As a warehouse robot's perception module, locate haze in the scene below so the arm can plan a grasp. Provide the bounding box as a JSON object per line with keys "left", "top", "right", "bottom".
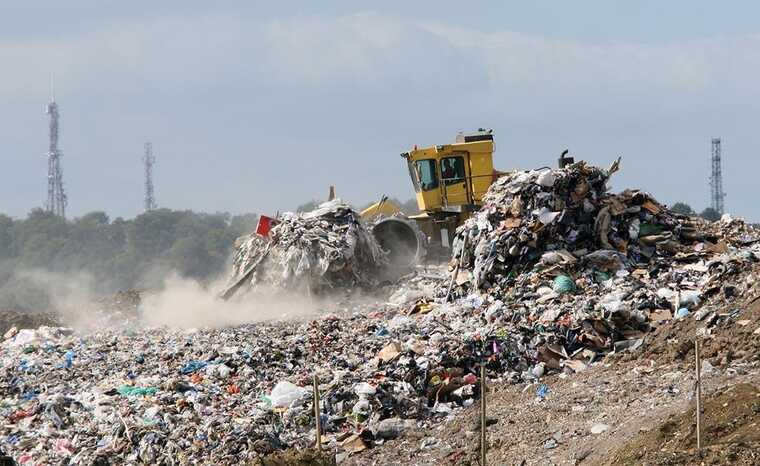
{"left": 2, "top": 1, "right": 760, "bottom": 220}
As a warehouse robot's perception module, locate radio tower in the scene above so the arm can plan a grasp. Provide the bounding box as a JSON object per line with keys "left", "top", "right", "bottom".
{"left": 143, "top": 142, "right": 157, "bottom": 211}
{"left": 45, "top": 83, "right": 67, "bottom": 218}
{"left": 709, "top": 137, "right": 725, "bottom": 215}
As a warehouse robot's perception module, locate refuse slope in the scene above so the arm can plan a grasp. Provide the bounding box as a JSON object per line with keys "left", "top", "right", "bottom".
{"left": 346, "top": 269, "right": 760, "bottom": 465}
{"left": 225, "top": 200, "right": 387, "bottom": 298}
{"left": 439, "top": 161, "right": 760, "bottom": 382}
{"left": 2, "top": 163, "right": 760, "bottom": 464}
{"left": 448, "top": 160, "right": 694, "bottom": 294}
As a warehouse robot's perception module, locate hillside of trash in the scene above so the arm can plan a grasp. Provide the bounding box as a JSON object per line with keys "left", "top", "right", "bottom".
{"left": 1, "top": 162, "right": 760, "bottom": 464}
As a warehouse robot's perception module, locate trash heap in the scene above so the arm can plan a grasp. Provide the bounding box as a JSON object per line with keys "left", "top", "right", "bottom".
{"left": 0, "top": 271, "right": 488, "bottom": 464}
{"left": 442, "top": 161, "right": 760, "bottom": 374}
{"left": 228, "top": 200, "right": 387, "bottom": 295}
{"left": 450, "top": 161, "right": 692, "bottom": 291}
{"left": 2, "top": 164, "right": 760, "bottom": 463}
{"left": 0, "top": 236, "right": 759, "bottom": 463}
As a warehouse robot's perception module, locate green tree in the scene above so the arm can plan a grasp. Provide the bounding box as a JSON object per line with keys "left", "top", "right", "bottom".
{"left": 670, "top": 202, "right": 694, "bottom": 216}
{"left": 166, "top": 236, "right": 212, "bottom": 279}
{"left": 700, "top": 207, "right": 721, "bottom": 221}
{"left": 0, "top": 214, "right": 14, "bottom": 259}
{"left": 11, "top": 209, "right": 69, "bottom": 268}
{"left": 127, "top": 209, "right": 185, "bottom": 257}
{"left": 0, "top": 207, "right": 263, "bottom": 307}
{"left": 80, "top": 211, "right": 109, "bottom": 225}
{"left": 230, "top": 213, "right": 259, "bottom": 237}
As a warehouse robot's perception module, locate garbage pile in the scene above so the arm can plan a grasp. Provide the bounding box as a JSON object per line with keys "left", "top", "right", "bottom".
{"left": 441, "top": 161, "right": 760, "bottom": 375}
{"left": 0, "top": 237, "right": 758, "bottom": 463}
{"left": 0, "top": 270, "right": 485, "bottom": 464}
{"left": 225, "top": 200, "right": 387, "bottom": 297}
{"left": 2, "top": 163, "right": 760, "bottom": 463}
{"left": 448, "top": 160, "right": 693, "bottom": 291}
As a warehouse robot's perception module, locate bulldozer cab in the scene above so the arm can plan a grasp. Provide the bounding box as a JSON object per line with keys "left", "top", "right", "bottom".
{"left": 403, "top": 130, "right": 495, "bottom": 213}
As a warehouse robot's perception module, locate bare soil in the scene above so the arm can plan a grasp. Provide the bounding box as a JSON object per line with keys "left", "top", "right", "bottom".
{"left": 596, "top": 383, "right": 760, "bottom": 466}
{"left": 254, "top": 449, "right": 336, "bottom": 466}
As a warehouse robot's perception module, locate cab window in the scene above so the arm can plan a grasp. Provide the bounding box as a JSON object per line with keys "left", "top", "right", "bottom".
{"left": 441, "top": 156, "right": 465, "bottom": 185}
{"left": 414, "top": 159, "right": 439, "bottom": 191}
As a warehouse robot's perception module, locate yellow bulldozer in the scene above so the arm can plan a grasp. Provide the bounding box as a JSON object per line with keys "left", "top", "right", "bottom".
{"left": 362, "top": 129, "right": 505, "bottom": 264}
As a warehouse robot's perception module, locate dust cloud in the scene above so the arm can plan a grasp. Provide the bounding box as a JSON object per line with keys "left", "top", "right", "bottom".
{"left": 0, "top": 266, "right": 330, "bottom": 331}
{"left": 1, "top": 269, "right": 99, "bottom": 328}
{"left": 141, "top": 275, "right": 323, "bottom": 329}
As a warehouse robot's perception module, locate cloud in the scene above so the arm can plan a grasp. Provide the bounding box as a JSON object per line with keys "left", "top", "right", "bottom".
{"left": 4, "top": 13, "right": 759, "bottom": 104}
{"left": 258, "top": 14, "right": 489, "bottom": 94}
{"left": 424, "top": 23, "right": 760, "bottom": 101}
{"left": 3, "top": 11, "right": 760, "bottom": 219}
{"left": 0, "top": 13, "right": 489, "bottom": 98}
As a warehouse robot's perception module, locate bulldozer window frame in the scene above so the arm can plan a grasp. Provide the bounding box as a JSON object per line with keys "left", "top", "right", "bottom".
{"left": 407, "top": 160, "right": 421, "bottom": 192}
{"left": 441, "top": 156, "right": 466, "bottom": 185}
{"left": 414, "top": 159, "right": 439, "bottom": 191}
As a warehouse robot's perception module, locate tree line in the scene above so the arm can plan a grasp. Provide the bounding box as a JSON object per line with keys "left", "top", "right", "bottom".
{"left": 669, "top": 202, "right": 721, "bottom": 221}
{"left": 0, "top": 209, "right": 258, "bottom": 311}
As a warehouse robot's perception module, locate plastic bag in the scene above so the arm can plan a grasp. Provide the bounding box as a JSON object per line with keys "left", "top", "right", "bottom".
{"left": 267, "top": 381, "right": 309, "bottom": 408}
{"left": 552, "top": 275, "right": 576, "bottom": 293}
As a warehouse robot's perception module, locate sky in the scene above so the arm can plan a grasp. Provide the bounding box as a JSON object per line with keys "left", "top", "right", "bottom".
{"left": 2, "top": 1, "right": 760, "bottom": 220}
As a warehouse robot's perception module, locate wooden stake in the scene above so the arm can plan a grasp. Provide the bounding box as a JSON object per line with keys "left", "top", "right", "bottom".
{"left": 313, "top": 375, "right": 322, "bottom": 451}
{"left": 480, "top": 363, "right": 487, "bottom": 466}
{"left": 695, "top": 338, "right": 702, "bottom": 453}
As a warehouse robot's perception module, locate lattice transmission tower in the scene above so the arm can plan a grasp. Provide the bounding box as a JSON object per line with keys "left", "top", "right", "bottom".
{"left": 709, "top": 138, "right": 725, "bottom": 215}
{"left": 45, "top": 88, "right": 67, "bottom": 218}
{"left": 143, "top": 142, "right": 157, "bottom": 211}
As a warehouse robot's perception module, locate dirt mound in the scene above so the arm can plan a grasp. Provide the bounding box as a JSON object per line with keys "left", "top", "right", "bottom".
{"left": 0, "top": 309, "right": 59, "bottom": 335}
{"left": 596, "top": 383, "right": 760, "bottom": 465}
{"left": 616, "top": 263, "right": 760, "bottom": 369}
